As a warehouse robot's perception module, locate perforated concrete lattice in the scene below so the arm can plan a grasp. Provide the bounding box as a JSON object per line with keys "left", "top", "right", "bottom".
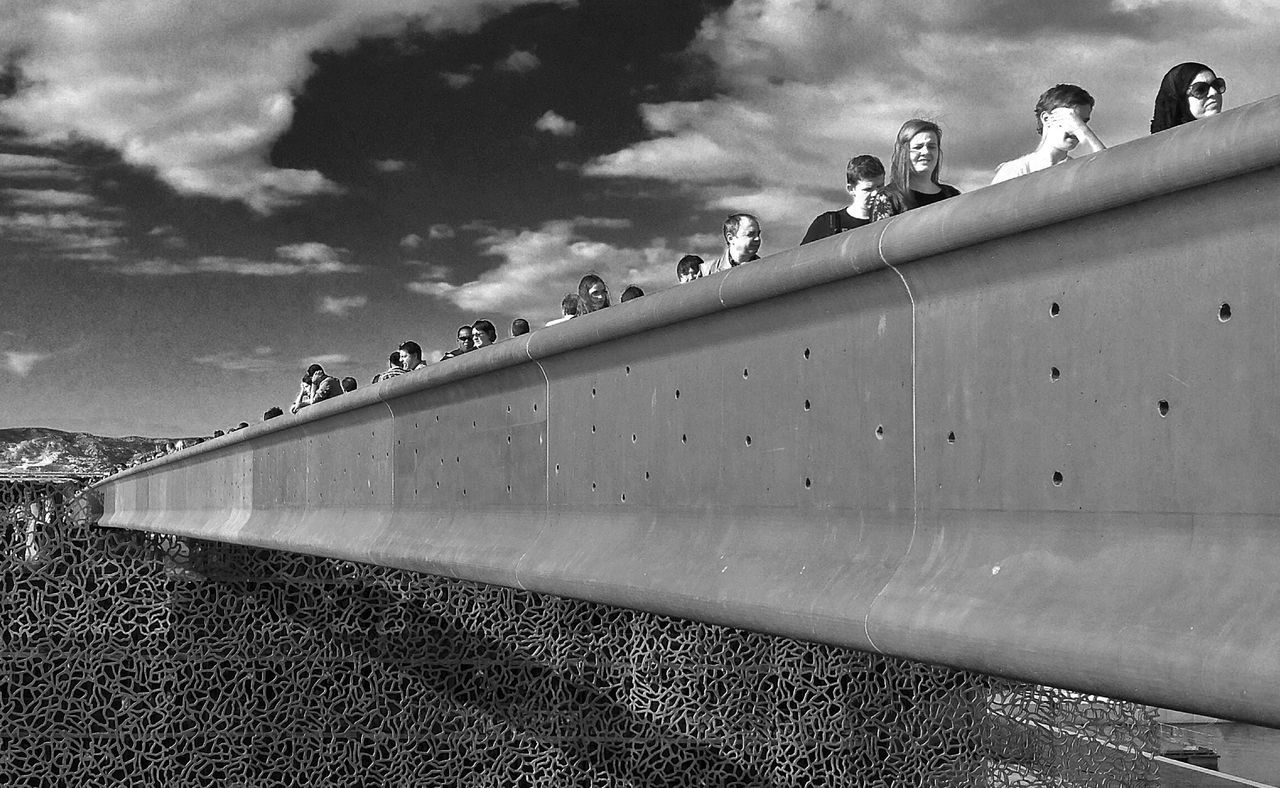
{"left": 1, "top": 481, "right": 1158, "bottom": 786}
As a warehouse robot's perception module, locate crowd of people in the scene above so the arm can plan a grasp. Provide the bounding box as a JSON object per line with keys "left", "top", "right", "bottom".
{"left": 139, "top": 63, "right": 1227, "bottom": 460}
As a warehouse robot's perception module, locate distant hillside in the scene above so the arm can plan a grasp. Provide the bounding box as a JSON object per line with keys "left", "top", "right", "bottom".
{"left": 0, "top": 427, "right": 198, "bottom": 479}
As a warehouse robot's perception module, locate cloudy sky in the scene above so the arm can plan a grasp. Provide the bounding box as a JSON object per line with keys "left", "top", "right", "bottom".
{"left": 1, "top": 0, "right": 1276, "bottom": 437}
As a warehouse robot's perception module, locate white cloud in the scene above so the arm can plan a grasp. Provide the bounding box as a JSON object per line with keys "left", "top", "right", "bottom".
{"left": 373, "top": 158, "right": 408, "bottom": 172}
{"left": 459, "top": 219, "right": 496, "bottom": 233}
{"left": 0, "top": 0, "right": 565, "bottom": 212}
{"left": 0, "top": 210, "right": 125, "bottom": 257}
{"left": 193, "top": 347, "right": 349, "bottom": 374}
{"left": 534, "top": 110, "right": 578, "bottom": 137}
{"left": 582, "top": 0, "right": 1280, "bottom": 245}
{"left": 407, "top": 218, "right": 688, "bottom": 318}
{"left": 2, "top": 188, "right": 95, "bottom": 208}
{"left": 4, "top": 350, "right": 52, "bottom": 377}
{"left": 113, "top": 242, "right": 362, "bottom": 276}
{"left": 306, "top": 353, "right": 351, "bottom": 367}
{"left": 428, "top": 223, "right": 455, "bottom": 240}
{"left": 573, "top": 216, "right": 632, "bottom": 230}
{"left": 193, "top": 347, "right": 278, "bottom": 373}
{"left": 277, "top": 241, "right": 349, "bottom": 266}
{"left": 399, "top": 233, "right": 423, "bottom": 250}
{"left": 0, "top": 152, "right": 76, "bottom": 179}
{"left": 319, "top": 294, "right": 368, "bottom": 316}
{"left": 439, "top": 70, "right": 475, "bottom": 89}
{"left": 497, "top": 49, "right": 540, "bottom": 73}
{"left": 404, "top": 261, "right": 452, "bottom": 279}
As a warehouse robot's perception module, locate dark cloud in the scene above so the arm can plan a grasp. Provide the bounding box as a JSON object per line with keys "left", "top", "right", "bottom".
{"left": 0, "top": 51, "right": 27, "bottom": 98}
{"left": 270, "top": 0, "right": 733, "bottom": 271}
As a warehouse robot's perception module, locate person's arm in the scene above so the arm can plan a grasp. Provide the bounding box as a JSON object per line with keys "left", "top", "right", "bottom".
{"left": 1052, "top": 107, "right": 1106, "bottom": 153}
{"left": 313, "top": 377, "right": 339, "bottom": 403}
{"left": 289, "top": 382, "right": 308, "bottom": 413}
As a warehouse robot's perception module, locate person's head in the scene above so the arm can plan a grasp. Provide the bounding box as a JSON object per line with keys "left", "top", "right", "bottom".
{"left": 1031, "top": 84, "right": 1096, "bottom": 152}
{"left": 676, "top": 254, "right": 703, "bottom": 283}
{"left": 620, "top": 285, "right": 644, "bottom": 302}
{"left": 471, "top": 319, "right": 497, "bottom": 347}
{"left": 454, "top": 325, "right": 473, "bottom": 351}
{"left": 341, "top": 376, "right": 357, "bottom": 392}
{"left": 398, "top": 340, "right": 423, "bottom": 367}
{"left": 578, "top": 274, "right": 610, "bottom": 313}
{"left": 722, "top": 213, "right": 761, "bottom": 263}
{"left": 213, "top": 429, "right": 225, "bottom": 437}
{"left": 511, "top": 318, "right": 530, "bottom": 337}
{"left": 560, "top": 293, "right": 579, "bottom": 317}
{"left": 889, "top": 119, "right": 944, "bottom": 195}
{"left": 387, "top": 351, "right": 402, "bottom": 369}
{"left": 845, "top": 155, "right": 886, "bottom": 216}
{"left": 305, "top": 363, "right": 325, "bottom": 385}
{"left": 262, "top": 407, "right": 282, "bottom": 421}
{"left": 1152, "top": 62, "right": 1224, "bottom": 133}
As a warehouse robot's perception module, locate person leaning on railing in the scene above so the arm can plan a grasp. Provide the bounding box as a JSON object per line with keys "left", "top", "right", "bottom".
{"left": 675, "top": 255, "right": 703, "bottom": 283}
{"left": 800, "top": 154, "right": 885, "bottom": 245}
{"left": 992, "top": 84, "right": 1106, "bottom": 185}
{"left": 576, "top": 274, "right": 610, "bottom": 315}
{"left": 372, "top": 352, "right": 403, "bottom": 384}
{"left": 700, "top": 214, "right": 761, "bottom": 276}
{"left": 290, "top": 363, "right": 341, "bottom": 413}
{"left": 470, "top": 320, "right": 497, "bottom": 348}
{"left": 871, "top": 119, "right": 960, "bottom": 220}
{"left": 1151, "top": 62, "right": 1225, "bottom": 134}
{"left": 441, "top": 325, "right": 474, "bottom": 359}
{"left": 546, "top": 293, "right": 578, "bottom": 326}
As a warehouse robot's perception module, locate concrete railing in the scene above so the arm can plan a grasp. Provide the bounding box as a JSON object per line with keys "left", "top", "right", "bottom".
{"left": 99, "top": 94, "right": 1280, "bottom": 728}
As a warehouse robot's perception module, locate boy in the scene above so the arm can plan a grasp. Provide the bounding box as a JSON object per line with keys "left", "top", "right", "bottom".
{"left": 800, "top": 155, "right": 885, "bottom": 245}
{"left": 992, "top": 84, "right": 1105, "bottom": 184}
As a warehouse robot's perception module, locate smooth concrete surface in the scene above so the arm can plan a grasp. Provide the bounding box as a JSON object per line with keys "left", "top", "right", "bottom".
{"left": 97, "top": 96, "right": 1280, "bottom": 727}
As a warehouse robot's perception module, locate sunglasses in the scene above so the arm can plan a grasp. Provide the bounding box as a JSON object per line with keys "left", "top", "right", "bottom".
{"left": 1187, "top": 78, "right": 1226, "bottom": 100}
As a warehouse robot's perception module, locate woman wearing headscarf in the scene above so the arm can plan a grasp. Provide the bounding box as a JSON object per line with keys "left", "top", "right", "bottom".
{"left": 1151, "top": 62, "right": 1226, "bottom": 134}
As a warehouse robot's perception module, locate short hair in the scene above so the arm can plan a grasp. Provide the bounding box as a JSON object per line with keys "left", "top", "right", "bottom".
{"left": 620, "top": 285, "right": 644, "bottom": 302}
{"left": 388, "top": 352, "right": 401, "bottom": 366}
{"left": 213, "top": 429, "right": 225, "bottom": 437}
{"left": 1034, "top": 84, "right": 1095, "bottom": 134}
{"left": 722, "top": 213, "right": 758, "bottom": 243}
{"left": 676, "top": 255, "right": 703, "bottom": 279}
{"left": 457, "top": 324, "right": 473, "bottom": 335}
{"left": 341, "top": 377, "right": 357, "bottom": 392}
{"left": 846, "top": 155, "right": 885, "bottom": 187}
{"left": 262, "top": 407, "right": 282, "bottom": 421}
{"left": 305, "top": 363, "right": 324, "bottom": 377}
{"left": 472, "top": 319, "right": 497, "bottom": 343}
{"left": 511, "top": 318, "right": 530, "bottom": 336}
{"left": 560, "top": 293, "right": 578, "bottom": 316}
{"left": 398, "top": 340, "right": 422, "bottom": 359}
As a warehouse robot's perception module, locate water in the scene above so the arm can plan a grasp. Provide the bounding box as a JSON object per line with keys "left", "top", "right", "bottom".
{"left": 1183, "top": 723, "right": 1280, "bottom": 786}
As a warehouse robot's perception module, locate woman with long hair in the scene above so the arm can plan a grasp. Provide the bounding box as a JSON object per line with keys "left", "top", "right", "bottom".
{"left": 577, "top": 274, "right": 610, "bottom": 315}
{"left": 1151, "top": 62, "right": 1225, "bottom": 134}
{"left": 872, "top": 119, "right": 960, "bottom": 219}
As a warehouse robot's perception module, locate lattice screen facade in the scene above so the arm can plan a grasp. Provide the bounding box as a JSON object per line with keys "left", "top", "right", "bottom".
{"left": 1, "top": 480, "right": 1158, "bottom": 786}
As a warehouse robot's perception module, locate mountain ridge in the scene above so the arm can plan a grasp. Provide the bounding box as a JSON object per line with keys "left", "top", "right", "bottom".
{"left": 0, "top": 427, "right": 198, "bottom": 479}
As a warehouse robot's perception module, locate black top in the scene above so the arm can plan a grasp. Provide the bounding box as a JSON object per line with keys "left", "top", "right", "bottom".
{"left": 800, "top": 210, "right": 873, "bottom": 245}
{"left": 910, "top": 184, "right": 960, "bottom": 208}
